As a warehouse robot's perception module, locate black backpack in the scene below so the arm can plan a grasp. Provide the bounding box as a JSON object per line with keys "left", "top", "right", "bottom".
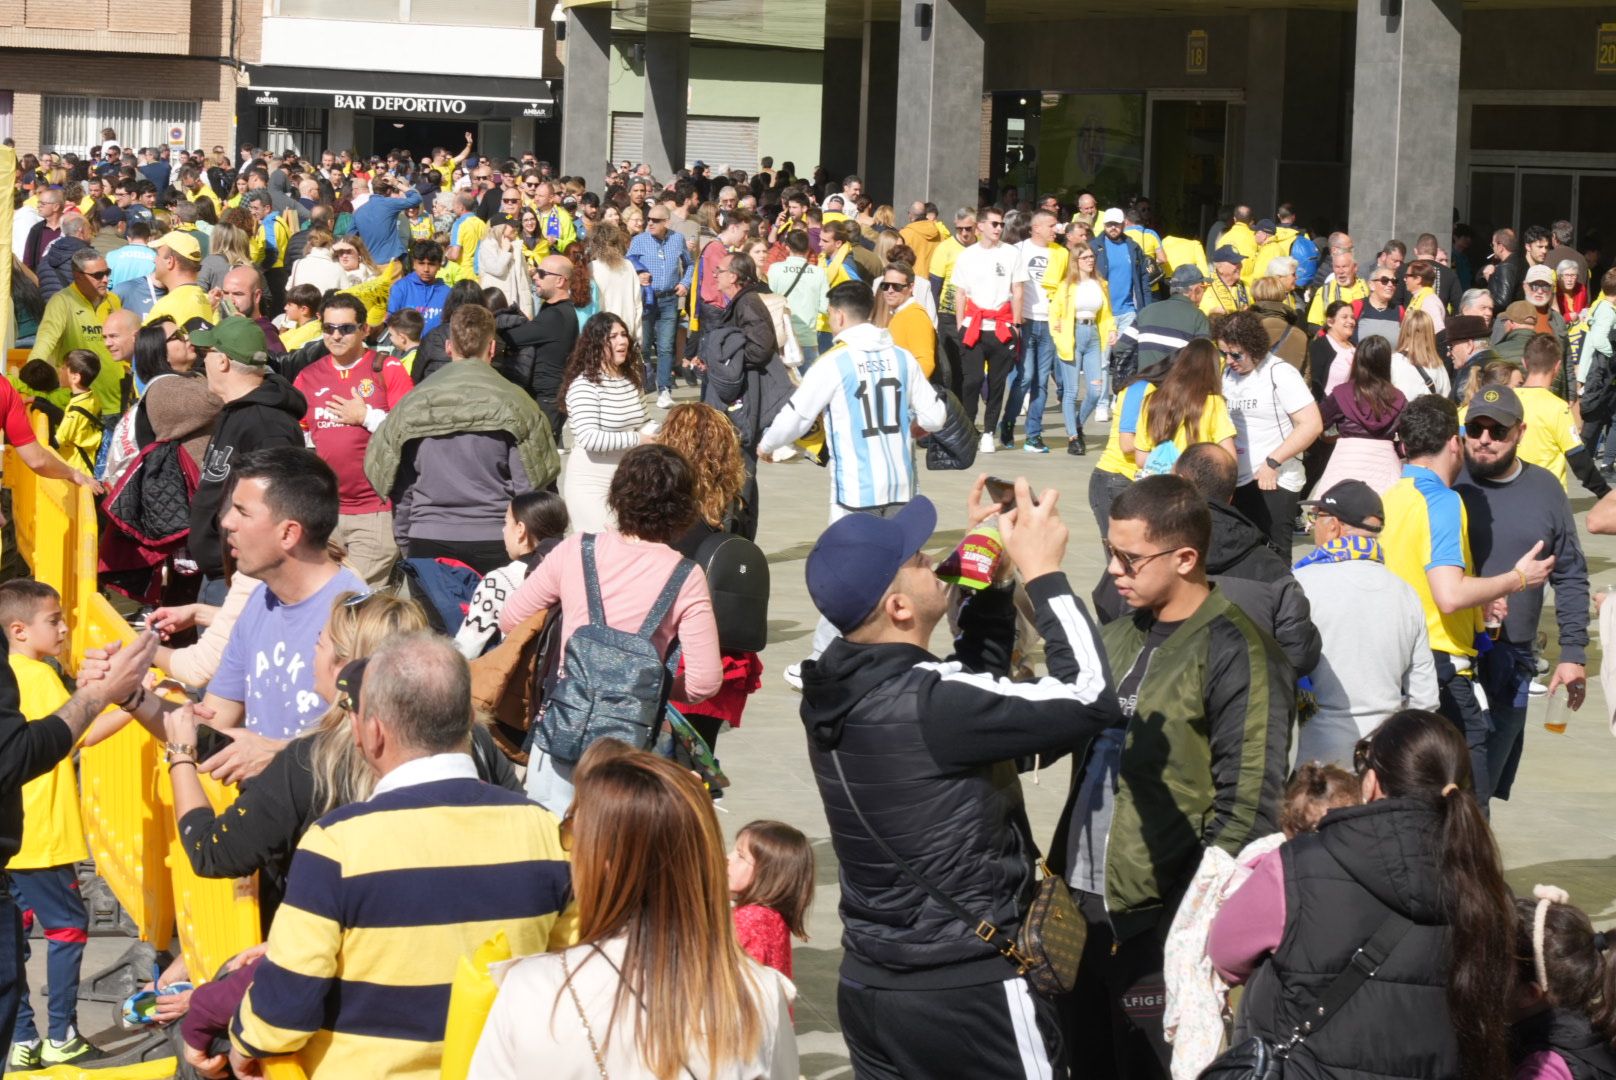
{"left": 692, "top": 531, "right": 770, "bottom": 654}
{"left": 1582, "top": 349, "right": 1616, "bottom": 426}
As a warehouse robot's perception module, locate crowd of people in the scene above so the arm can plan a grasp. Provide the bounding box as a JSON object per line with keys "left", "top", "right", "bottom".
{"left": 0, "top": 128, "right": 1615, "bottom": 1080}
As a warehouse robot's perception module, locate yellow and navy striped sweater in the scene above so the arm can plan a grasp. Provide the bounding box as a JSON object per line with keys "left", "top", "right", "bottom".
{"left": 232, "top": 778, "right": 576, "bottom": 1078}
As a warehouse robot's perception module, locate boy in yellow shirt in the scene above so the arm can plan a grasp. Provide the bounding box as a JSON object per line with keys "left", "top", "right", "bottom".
{"left": 52, "top": 351, "right": 103, "bottom": 475}
{"left": 2, "top": 581, "right": 119, "bottom": 1068}
{"left": 278, "top": 285, "right": 325, "bottom": 351}
{"left": 1515, "top": 333, "right": 1607, "bottom": 492}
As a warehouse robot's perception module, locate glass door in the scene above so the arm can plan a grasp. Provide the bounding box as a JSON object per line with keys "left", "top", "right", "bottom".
{"left": 1148, "top": 98, "right": 1226, "bottom": 240}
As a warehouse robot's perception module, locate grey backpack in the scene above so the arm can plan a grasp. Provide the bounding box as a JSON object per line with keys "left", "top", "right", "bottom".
{"left": 533, "top": 534, "right": 695, "bottom": 764}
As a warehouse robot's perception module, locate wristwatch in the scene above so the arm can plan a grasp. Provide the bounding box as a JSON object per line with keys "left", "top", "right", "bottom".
{"left": 1264, "top": 456, "right": 1282, "bottom": 471}
{"left": 165, "top": 742, "right": 196, "bottom": 764}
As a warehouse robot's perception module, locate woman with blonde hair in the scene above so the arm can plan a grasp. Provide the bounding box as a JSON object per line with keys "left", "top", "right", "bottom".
{"left": 621, "top": 203, "right": 645, "bottom": 236}
{"left": 197, "top": 220, "right": 253, "bottom": 292}
{"left": 1050, "top": 239, "right": 1116, "bottom": 455}
{"left": 658, "top": 404, "right": 764, "bottom": 754}
{"left": 469, "top": 744, "right": 797, "bottom": 1079}
{"left": 162, "top": 592, "right": 519, "bottom": 929}
{"left": 331, "top": 233, "right": 380, "bottom": 288}
{"left": 1390, "top": 308, "right": 1450, "bottom": 399}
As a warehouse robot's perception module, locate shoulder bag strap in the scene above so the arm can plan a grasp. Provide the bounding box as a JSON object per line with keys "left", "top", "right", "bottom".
{"left": 781, "top": 265, "right": 805, "bottom": 300}
{"left": 581, "top": 534, "right": 607, "bottom": 626}
{"left": 637, "top": 557, "right": 695, "bottom": 639}
{"left": 830, "top": 750, "right": 1017, "bottom": 955}
{"left": 1281, "top": 912, "right": 1413, "bottom": 1053}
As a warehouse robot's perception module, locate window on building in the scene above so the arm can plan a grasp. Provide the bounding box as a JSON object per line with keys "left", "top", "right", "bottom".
{"left": 274, "top": 0, "right": 536, "bottom": 24}
{"left": 258, "top": 107, "right": 326, "bottom": 158}
{"left": 41, "top": 97, "right": 201, "bottom": 155}
{"left": 610, "top": 114, "right": 761, "bottom": 175}
{"left": 0, "top": 92, "right": 12, "bottom": 145}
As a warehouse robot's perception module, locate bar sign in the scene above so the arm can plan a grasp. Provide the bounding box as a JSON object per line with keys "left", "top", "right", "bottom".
{"left": 1187, "top": 30, "right": 1209, "bottom": 75}
{"left": 1600, "top": 23, "right": 1616, "bottom": 73}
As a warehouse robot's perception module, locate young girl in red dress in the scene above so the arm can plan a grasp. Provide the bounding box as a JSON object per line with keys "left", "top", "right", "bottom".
{"left": 727, "top": 820, "right": 815, "bottom": 980}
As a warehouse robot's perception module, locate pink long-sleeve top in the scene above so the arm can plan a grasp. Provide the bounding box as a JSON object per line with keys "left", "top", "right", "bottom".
{"left": 498, "top": 530, "right": 723, "bottom": 703}
{"left": 1206, "top": 848, "right": 1287, "bottom": 985}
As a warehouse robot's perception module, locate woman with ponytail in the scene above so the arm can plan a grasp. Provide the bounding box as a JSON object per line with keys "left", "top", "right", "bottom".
{"left": 1511, "top": 885, "right": 1616, "bottom": 1079}
{"left": 1208, "top": 709, "right": 1516, "bottom": 1080}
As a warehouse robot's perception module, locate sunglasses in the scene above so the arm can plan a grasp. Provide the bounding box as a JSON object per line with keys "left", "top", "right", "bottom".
{"left": 166, "top": 329, "right": 188, "bottom": 343}
{"left": 1464, "top": 419, "right": 1515, "bottom": 440}
{"left": 648, "top": 216, "right": 669, "bottom": 224}
{"left": 501, "top": 197, "right": 520, "bottom": 204}
{"left": 981, "top": 220, "right": 1004, "bottom": 229}
{"left": 536, "top": 268, "right": 569, "bottom": 279}
{"left": 1371, "top": 277, "right": 1395, "bottom": 285}
{"left": 321, "top": 322, "right": 361, "bottom": 336}
{"left": 1103, "top": 540, "right": 1178, "bottom": 577}
{"left": 83, "top": 269, "right": 110, "bottom": 280}
{"left": 1219, "top": 348, "right": 1247, "bottom": 362}
{"left": 879, "top": 281, "right": 908, "bottom": 291}
{"left": 1527, "top": 282, "right": 1552, "bottom": 290}
{"left": 333, "top": 247, "right": 356, "bottom": 256}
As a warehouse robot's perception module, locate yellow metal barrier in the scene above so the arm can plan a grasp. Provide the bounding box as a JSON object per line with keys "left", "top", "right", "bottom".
{"left": 160, "top": 768, "right": 262, "bottom": 980}
{"left": 4, "top": 409, "right": 264, "bottom": 985}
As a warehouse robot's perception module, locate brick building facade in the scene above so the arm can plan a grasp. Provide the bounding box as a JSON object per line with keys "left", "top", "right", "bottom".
{"left": 0, "top": 0, "right": 260, "bottom": 153}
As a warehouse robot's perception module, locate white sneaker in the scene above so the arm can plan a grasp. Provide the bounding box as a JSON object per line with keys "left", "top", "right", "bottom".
{"left": 1529, "top": 679, "right": 1548, "bottom": 696}
{"left": 978, "top": 432, "right": 997, "bottom": 454}
{"left": 1095, "top": 400, "right": 1111, "bottom": 424}
{"left": 784, "top": 662, "right": 804, "bottom": 691}
{"left": 656, "top": 390, "right": 674, "bottom": 409}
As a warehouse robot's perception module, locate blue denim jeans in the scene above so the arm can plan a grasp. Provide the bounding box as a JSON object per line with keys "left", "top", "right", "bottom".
{"left": 1003, "top": 321, "right": 1056, "bottom": 439}
{"left": 1477, "top": 638, "right": 1534, "bottom": 802}
{"left": 642, "top": 293, "right": 680, "bottom": 391}
{"left": 1074, "top": 323, "right": 1106, "bottom": 427}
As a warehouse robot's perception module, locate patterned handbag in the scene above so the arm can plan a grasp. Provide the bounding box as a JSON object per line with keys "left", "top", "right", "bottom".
{"left": 832, "top": 752, "right": 1082, "bottom": 995}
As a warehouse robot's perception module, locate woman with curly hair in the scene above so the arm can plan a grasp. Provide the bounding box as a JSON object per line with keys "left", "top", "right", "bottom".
{"left": 560, "top": 312, "right": 652, "bottom": 533}
{"left": 498, "top": 445, "right": 723, "bottom": 814}
{"left": 1220, "top": 308, "right": 1324, "bottom": 552}
{"left": 658, "top": 404, "right": 762, "bottom": 754}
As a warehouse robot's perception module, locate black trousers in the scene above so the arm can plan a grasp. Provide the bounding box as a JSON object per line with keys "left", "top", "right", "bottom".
{"left": 1088, "top": 468, "right": 1135, "bottom": 542}
{"left": 406, "top": 536, "right": 510, "bottom": 576}
{"left": 963, "top": 333, "right": 1016, "bottom": 434}
{"left": 840, "top": 974, "right": 1065, "bottom": 1079}
{"left": 1433, "top": 650, "right": 1492, "bottom": 804}
{"left": 937, "top": 313, "right": 965, "bottom": 399}
{"left": 1232, "top": 482, "right": 1301, "bottom": 558}
{"left": 0, "top": 882, "right": 23, "bottom": 1058}
{"left": 1058, "top": 891, "right": 1171, "bottom": 1080}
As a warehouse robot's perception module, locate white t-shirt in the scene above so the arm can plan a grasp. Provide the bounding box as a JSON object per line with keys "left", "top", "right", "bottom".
{"left": 951, "top": 242, "right": 1022, "bottom": 314}
{"left": 1223, "top": 354, "right": 1316, "bottom": 491}
{"left": 1390, "top": 352, "right": 1452, "bottom": 402}
{"left": 1015, "top": 239, "right": 1055, "bottom": 321}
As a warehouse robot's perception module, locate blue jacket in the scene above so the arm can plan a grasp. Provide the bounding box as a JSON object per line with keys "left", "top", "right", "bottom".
{"left": 1093, "top": 233, "right": 1151, "bottom": 316}
{"left": 353, "top": 188, "right": 422, "bottom": 264}
{"left": 387, "top": 275, "right": 451, "bottom": 334}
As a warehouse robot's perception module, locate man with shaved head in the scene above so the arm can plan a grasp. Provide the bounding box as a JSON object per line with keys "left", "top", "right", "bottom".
{"left": 498, "top": 254, "right": 580, "bottom": 425}
{"left": 217, "top": 266, "right": 287, "bottom": 358}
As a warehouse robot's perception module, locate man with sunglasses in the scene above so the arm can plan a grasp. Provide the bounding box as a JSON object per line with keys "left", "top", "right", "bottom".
{"left": 1052, "top": 473, "right": 1292, "bottom": 1078}
{"left": 950, "top": 208, "right": 1023, "bottom": 454}
{"left": 927, "top": 207, "right": 977, "bottom": 398}
{"left": 1352, "top": 266, "right": 1403, "bottom": 344}
{"left": 1492, "top": 266, "right": 1569, "bottom": 366}
{"left": 27, "top": 251, "right": 124, "bottom": 414}
{"left": 293, "top": 294, "right": 413, "bottom": 588}
{"left": 1452, "top": 385, "right": 1588, "bottom": 806}
{"left": 1380, "top": 393, "right": 1555, "bottom": 803}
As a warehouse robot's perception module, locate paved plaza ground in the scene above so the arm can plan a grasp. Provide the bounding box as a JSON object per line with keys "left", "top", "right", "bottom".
{"left": 40, "top": 401, "right": 1616, "bottom": 1077}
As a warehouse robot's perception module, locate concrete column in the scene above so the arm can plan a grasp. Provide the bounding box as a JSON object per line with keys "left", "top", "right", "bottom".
{"left": 1238, "top": 11, "right": 1285, "bottom": 217}
{"left": 1347, "top": 0, "right": 1461, "bottom": 248}
{"left": 642, "top": 31, "right": 691, "bottom": 180}
{"left": 819, "top": 37, "right": 861, "bottom": 178}
{"left": 893, "top": 0, "right": 986, "bottom": 214}
{"left": 560, "top": 5, "right": 612, "bottom": 181}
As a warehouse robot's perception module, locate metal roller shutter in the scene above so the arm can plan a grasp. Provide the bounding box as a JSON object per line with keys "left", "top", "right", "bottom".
{"left": 609, "top": 113, "right": 758, "bottom": 174}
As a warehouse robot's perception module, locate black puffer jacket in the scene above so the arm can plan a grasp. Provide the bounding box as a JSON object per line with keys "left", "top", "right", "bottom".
{"left": 1514, "top": 1009, "right": 1616, "bottom": 1080}
{"left": 38, "top": 236, "right": 90, "bottom": 301}
{"left": 1093, "top": 501, "right": 1320, "bottom": 674}
{"left": 801, "top": 575, "right": 1120, "bottom": 989}
{"left": 1236, "top": 798, "right": 1460, "bottom": 1079}
{"left": 188, "top": 374, "right": 308, "bottom": 578}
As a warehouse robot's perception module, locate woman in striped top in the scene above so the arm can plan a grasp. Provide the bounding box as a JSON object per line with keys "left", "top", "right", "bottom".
{"left": 561, "top": 312, "right": 651, "bottom": 533}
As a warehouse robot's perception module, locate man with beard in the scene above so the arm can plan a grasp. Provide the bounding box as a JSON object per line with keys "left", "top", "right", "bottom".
{"left": 1379, "top": 394, "right": 1554, "bottom": 804}
{"left": 1453, "top": 385, "right": 1588, "bottom": 806}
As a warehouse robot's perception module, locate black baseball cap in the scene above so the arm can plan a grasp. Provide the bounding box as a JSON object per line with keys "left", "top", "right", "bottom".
{"left": 1466, "top": 385, "right": 1524, "bottom": 428}
{"left": 1302, "top": 480, "right": 1384, "bottom": 533}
